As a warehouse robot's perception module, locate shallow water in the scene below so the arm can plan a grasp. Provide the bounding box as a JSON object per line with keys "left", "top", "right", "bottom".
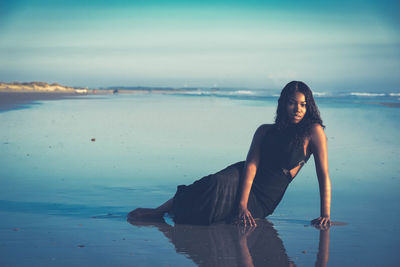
{"left": 0, "top": 93, "right": 399, "bottom": 266}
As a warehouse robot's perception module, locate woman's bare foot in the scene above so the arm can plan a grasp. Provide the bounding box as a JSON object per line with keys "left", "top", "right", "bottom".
{"left": 128, "top": 199, "right": 173, "bottom": 221}
{"left": 127, "top": 208, "right": 165, "bottom": 220}
{"left": 127, "top": 215, "right": 169, "bottom": 228}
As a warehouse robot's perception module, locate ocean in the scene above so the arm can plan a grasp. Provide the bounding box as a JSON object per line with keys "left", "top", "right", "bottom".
{"left": 0, "top": 91, "right": 399, "bottom": 266}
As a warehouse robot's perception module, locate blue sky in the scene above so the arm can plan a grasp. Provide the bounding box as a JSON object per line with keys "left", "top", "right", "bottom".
{"left": 0, "top": 0, "right": 399, "bottom": 91}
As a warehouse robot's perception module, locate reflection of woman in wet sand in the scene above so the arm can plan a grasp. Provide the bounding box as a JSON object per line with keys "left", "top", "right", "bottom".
{"left": 128, "top": 218, "right": 330, "bottom": 267}
{"left": 129, "top": 81, "right": 331, "bottom": 227}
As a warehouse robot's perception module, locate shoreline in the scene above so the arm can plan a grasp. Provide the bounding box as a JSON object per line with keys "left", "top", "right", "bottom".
{"left": 374, "top": 102, "right": 400, "bottom": 108}
{"left": 1, "top": 89, "right": 399, "bottom": 113}
{"left": 0, "top": 92, "right": 92, "bottom": 112}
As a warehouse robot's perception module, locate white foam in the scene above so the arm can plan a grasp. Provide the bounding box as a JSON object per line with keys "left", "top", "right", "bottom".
{"left": 183, "top": 91, "right": 203, "bottom": 95}
{"left": 350, "top": 92, "right": 386, "bottom": 97}
{"left": 235, "top": 90, "right": 255, "bottom": 95}
{"left": 313, "top": 92, "right": 328, "bottom": 97}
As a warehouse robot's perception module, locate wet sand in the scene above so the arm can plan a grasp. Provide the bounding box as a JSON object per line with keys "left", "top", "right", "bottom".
{"left": 375, "top": 102, "right": 400, "bottom": 108}
{"left": 0, "top": 93, "right": 398, "bottom": 266}
{"left": 0, "top": 92, "right": 84, "bottom": 112}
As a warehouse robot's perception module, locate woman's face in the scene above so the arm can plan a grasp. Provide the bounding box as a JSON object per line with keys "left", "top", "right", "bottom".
{"left": 286, "top": 92, "right": 307, "bottom": 124}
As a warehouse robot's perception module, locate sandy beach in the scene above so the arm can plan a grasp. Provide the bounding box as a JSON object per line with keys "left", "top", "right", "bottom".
{"left": 0, "top": 91, "right": 399, "bottom": 266}
{"left": 0, "top": 82, "right": 93, "bottom": 111}
{"left": 0, "top": 92, "right": 85, "bottom": 111}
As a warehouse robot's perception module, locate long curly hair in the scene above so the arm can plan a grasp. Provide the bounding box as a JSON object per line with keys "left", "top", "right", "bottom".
{"left": 274, "top": 81, "right": 325, "bottom": 147}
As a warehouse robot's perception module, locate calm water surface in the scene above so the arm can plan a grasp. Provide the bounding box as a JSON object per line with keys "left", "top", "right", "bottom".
{"left": 0, "top": 94, "right": 399, "bottom": 266}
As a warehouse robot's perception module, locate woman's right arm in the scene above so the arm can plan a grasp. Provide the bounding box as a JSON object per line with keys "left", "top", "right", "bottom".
{"left": 238, "top": 124, "right": 270, "bottom": 226}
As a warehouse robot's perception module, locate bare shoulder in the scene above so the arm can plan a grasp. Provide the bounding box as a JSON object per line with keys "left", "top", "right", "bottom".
{"left": 310, "top": 123, "right": 326, "bottom": 138}
{"left": 309, "top": 123, "right": 327, "bottom": 148}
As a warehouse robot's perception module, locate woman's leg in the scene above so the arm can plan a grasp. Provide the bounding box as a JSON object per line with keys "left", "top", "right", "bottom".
{"left": 128, "top": 198, "right": 173, "bottom": 219}
{"left": 155, "top": 198, "right": 173, "bottom": 213}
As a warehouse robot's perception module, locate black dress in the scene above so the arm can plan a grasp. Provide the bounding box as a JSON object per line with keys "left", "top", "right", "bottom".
{"left": 171, "top": 126, "right": 311, "bottom": 225}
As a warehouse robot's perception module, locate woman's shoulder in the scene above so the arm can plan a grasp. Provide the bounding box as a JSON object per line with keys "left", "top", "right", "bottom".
{"left": 250, "top": 124, "right": 274, "bottom": 147}
{"left": 255, "top": 124, "right": 274, "bottom": 136}
{"left": 309, "top": 123, "right": 325, "bottom": 134}
{"left": 308, "top": 123, "right": 327, "bottom": 144}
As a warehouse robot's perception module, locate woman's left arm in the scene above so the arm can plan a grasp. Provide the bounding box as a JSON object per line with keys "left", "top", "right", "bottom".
{"left": 310, "top": 124, "right": 331, "bottom": 227}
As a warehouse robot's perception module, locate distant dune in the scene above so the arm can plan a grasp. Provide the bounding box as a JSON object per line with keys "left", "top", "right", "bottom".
{"left": 0, "top": 81, "right": 89, "bottom": 94}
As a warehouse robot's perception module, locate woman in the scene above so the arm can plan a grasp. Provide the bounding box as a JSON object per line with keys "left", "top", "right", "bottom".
{"left": 128, "top": 81, "right": 331, "bottom": 227}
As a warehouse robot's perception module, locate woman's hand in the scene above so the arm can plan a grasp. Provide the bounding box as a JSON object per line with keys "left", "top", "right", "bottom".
{"left": 311, "top": 216, "right": 331, "bottom": 229}
{"left": 237, "top": 205, "right": 256, "bottom": 227}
